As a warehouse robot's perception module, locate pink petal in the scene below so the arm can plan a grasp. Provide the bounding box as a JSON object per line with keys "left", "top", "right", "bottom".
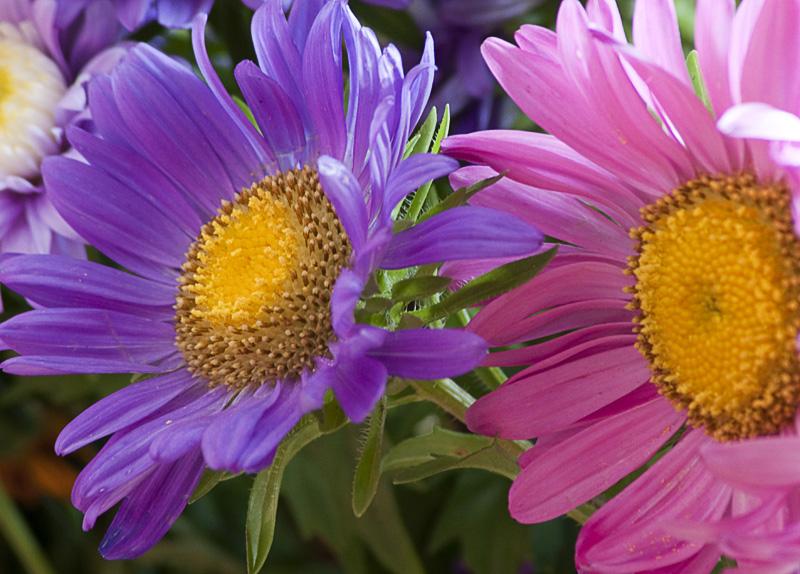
{"left": 469, "top": 260, "right": 632, "bottom": 346}
{"left": 695, "top": 0, "right": 736, "bottom": 115}
{"left": 509, "top": 395, "right": 684, "bottom": 522}
{"left": 632, "top": 0, "right": 691, "bottom": 87}
{"left": 442, "top": 131, "right": 643, "bottom": 226}
{"left": 738, "top": 0, "right": 800, "bottom": 116}
{"left": 718, "top": 103, "right": 800, "bottom": 142}
{"left": 449, "top": 165, "right": 633, "bottom": 258}
{"left": 466, "top": 344, "right": 649, "bottom": 439}
{"left": 610, "top": 42, "right": 733, "bottom": 175}
{"left": 576, "top": 430, "right": 732, "bottom": 572}
{"left": 702, "top": 437, "right": 800, "bottom": 490}
{"left": 480, "top": 33, "right": 675, "bottom": 196}
{"left": 556, "top": 0, "right": 692, "bottom": 188}
{"left": 486, "top": 322, "right": 632, "bottom": 367}
{"left": 586, "top": 0, "right": 625, "bottom": 41}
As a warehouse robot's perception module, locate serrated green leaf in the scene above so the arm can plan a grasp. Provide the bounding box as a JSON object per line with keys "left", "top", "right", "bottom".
{"left": 391, "top": 275, "right": 452, "bottom": 302}
{"left": 414, "top": 248, "right": 557, "bottom": 324}
{"left": 687, "top": 50, "right": 712, "bottom": 113}
{"left": 383, "top": 427, "right": 519, "bottom": 483}
{"left": 245, "top": 416, "right": 325, "bottom": 574}
{"left": 351, "top": 397, "right": 387, "bottom": 517}
{"left": 418, "top": 171, "right": 503, "bottom": 223}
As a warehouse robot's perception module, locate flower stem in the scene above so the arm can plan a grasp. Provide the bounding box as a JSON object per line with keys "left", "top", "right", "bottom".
{"left": 0, "top": 481, "right": 56, "bottom": 574}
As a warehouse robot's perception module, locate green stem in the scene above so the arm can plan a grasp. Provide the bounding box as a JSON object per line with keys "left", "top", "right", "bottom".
{"left": 409, "top": 378, "right": 474, "bottom": 422}
{"left": 409, "top": 377, "right": 594, "bottom": 524}
{"left": 455, "top": 310, "right": 507, "bottom": 390}
{"left": 0, "top": 481, "right": 55, "bottom": 574}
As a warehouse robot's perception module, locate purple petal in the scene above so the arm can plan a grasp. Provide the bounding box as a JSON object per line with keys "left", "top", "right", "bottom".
{"left": 67, "top": 126, "right": 203, "bottom": 238}
{"left": 0, "top": 254, "right": 175, "bottom": 319}
{"left": 330, "top": 354, "right": 387, "bottom": 423}
{"left": 99, "top": 451, "right": 205, "bottom": 559}
{"left": 369, "top": 329, "right": 487, "bottom": 379}
{"left": 0, "top": 308, "right": 175, "bottom": 365}
{"left": 202, "top": 384, "right": 307, "bottom": 473}
{"left": 56, "top": 369, "right": 197, "bottom": 455}
{"left": 302, "top": 1, "right": 346, "bottom": 159}
{"left": 381, "top": 206, "right": 543, "bottom": 269}
{"left": 317, "top": 156, "right": 368, "bottom": 251}
{"left": 383, "top": 154, "right": 458, "bottom": 212}
{"left": 1, "top": 356, "right": 164, "bottom": 376}
{"left": 43, "top": 157, "right": 189, "bottom": 270}
{"left": 235, "top": 60, "right": 306, "bottom": 168}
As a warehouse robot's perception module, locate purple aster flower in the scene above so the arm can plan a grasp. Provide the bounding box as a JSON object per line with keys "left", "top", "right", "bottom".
{"left": 0, "top": 0, "right": 541, "bottom": 559}
{"left": 111, "top": 0, "right": 214, "bottom": 30}
{"left": 411, "top": 0, "right": 541, "bottom": 132}
{"left": 0, "top": 1, "right": 126, "bottom": 259}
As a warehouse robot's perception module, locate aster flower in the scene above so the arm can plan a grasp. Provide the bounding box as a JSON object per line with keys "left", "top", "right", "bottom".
{"left": 0, "top": 0, "right": 541, "bottom": 559}
{"left": 443, "top": 0, "right": 800, "bottom": 571}
{"left": 110, "top": 0, "right": 214, "bottom": 30}
{"left": 410, "top": 0, "right": 541, "bottom": 132}
{"left": 0, "top": 0, "right": 125, "bottom": 259}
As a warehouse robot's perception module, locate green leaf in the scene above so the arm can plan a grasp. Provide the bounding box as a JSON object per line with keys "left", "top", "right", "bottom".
{"left": 414, "top": 248, "right": 558, "bottom": 324}
{"left": 318, "top": 394, "right": 349, "bottom": 433}
{"left": 233, "top": 95, "right": 258, "bottom": 129}
{"left": 383, "top": 427, "right": 520, "bottom": 483}
{"left": 408, "top": 378, "right": 475, "bottom": 420}
{"left": 404, "top": 107, "right": 438, "bottom": 158}
{"left": 352, "top": 397, "right": 387, "bottom": 517}
{"left": 282, "top": 429, "right": 425, "bottom": 574}
{"left": 406, "top": 106, "right": 451, "bottom": 222}
{"left": 687, "top": 50, "right": 712, "bottom": 112}
{"left": 418, "top": 171, "right": 503, "bottom": 223}
{"left": 391, "top": 275, "right": 452, "bottom": 302}
{"left": 245, "top": 416, "right": 325, "bottom": 574}
{"left": 190, "top": 470, "right": 239, "bottom": 504}
{"left": 429, "top": 472, "right": 534, "bottom": 574}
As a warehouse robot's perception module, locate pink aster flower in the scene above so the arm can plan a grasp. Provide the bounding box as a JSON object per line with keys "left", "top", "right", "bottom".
{"left": 443, "top": 0, "right": 800, "bottom": 571}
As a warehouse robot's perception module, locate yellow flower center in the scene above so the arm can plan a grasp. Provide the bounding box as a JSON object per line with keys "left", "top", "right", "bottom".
{"left": 175, "top": 167, "right": 351, "bottom": 389}
{"left": 0, "top": 29, "right": 66, "bottom": 178}
{"left": 629, "top": 174, "right": 800, "bottom": 441}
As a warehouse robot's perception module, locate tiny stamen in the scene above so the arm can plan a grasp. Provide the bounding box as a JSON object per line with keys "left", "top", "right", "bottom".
{"left": 175, "top": 167, "right": 351, "bottom": 389}
{"left": 629, "top": 174, "right": 800, "bottom": 440}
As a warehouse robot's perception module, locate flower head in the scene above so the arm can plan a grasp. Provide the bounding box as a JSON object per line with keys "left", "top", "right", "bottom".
{"left": 119, "top": 0, "right": 214, "bottom": 30}
{"left": 0, "top": 1, "right": 126, "bottom": 258}
{"left": 411, "top": 0, "right": 541, "bottom": 132}
{"left": 0, "top": 0, "right": 541, "bottom": 559}
{"left": 444, "top": 0, "right": 800, "bottom": 570}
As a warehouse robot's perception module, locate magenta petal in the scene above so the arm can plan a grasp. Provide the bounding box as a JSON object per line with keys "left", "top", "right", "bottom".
{"left": 695, "top": 0, "right": 735, "bottom": 115}
{"left": 509, "top": 395, "right": 685, "bottom": 523}
{"left": 576, "top": 431, "right": 731, "bottom": 572}
{"left": 632, "top": 0, "right": 690, "bottom": 86}
{"left": 466, "top": 344, "right": 649, "bottom": 439}
{"left": 702, "top": 436, "right": 800, "bottom": 490}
